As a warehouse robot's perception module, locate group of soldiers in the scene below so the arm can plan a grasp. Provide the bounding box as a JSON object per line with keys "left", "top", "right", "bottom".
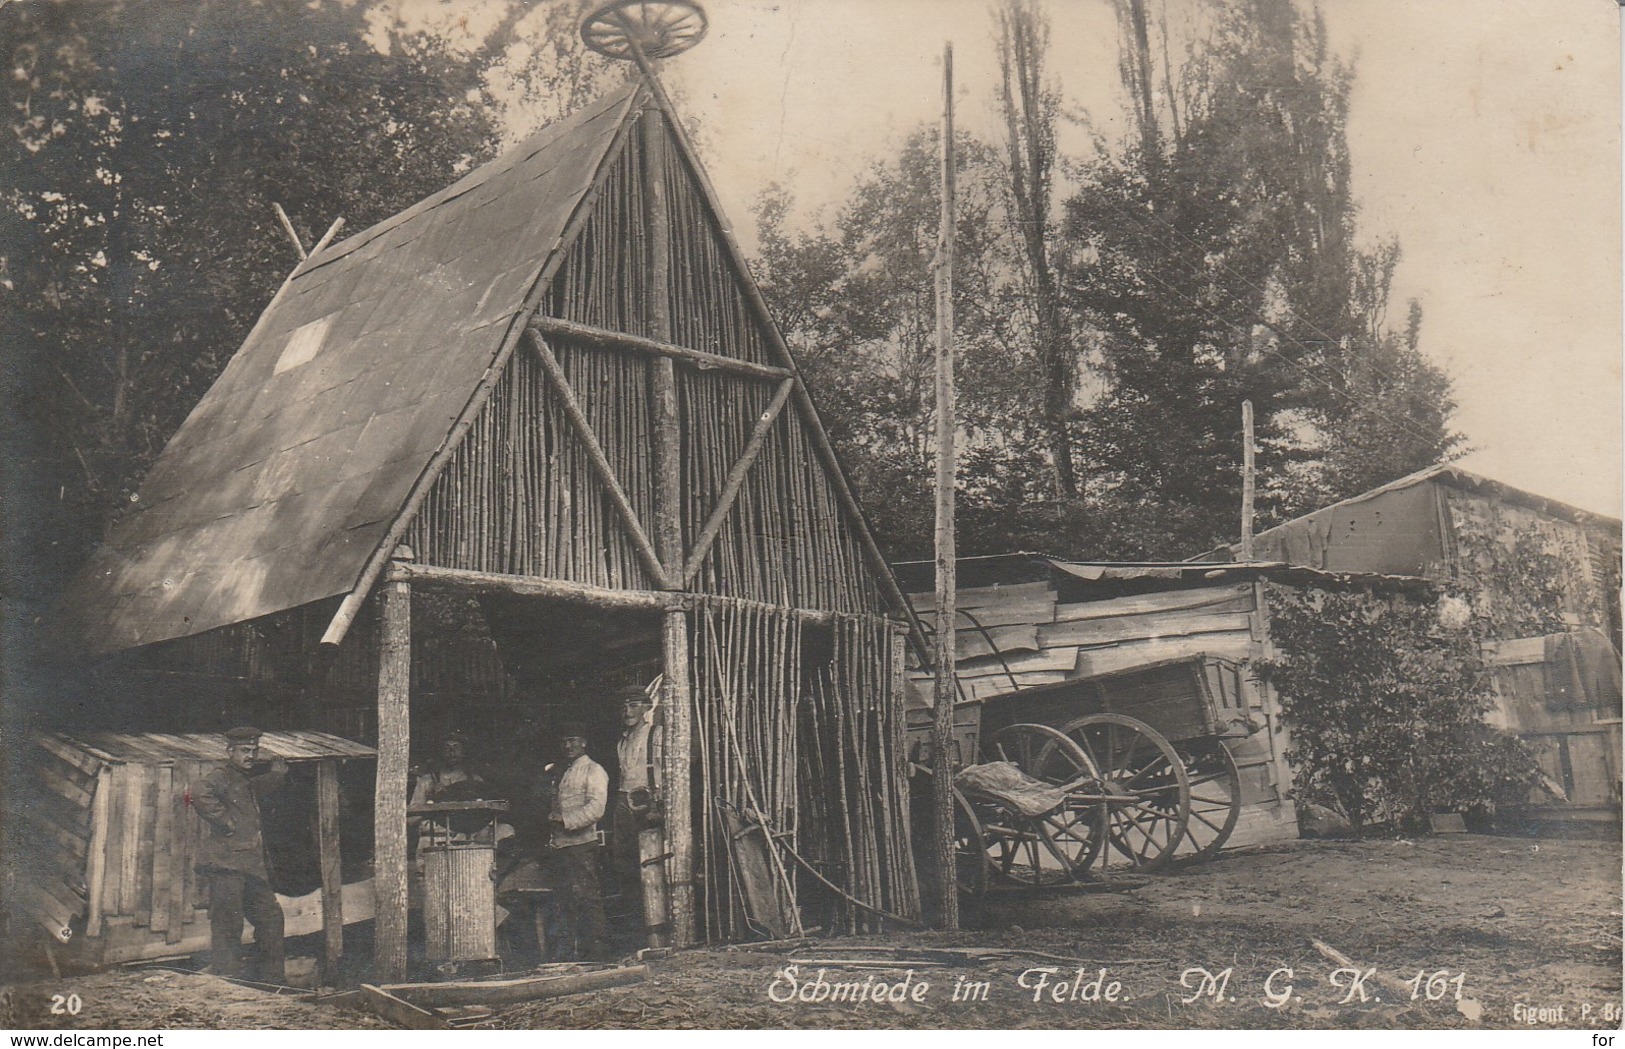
{"left": 195, "top": 682, "right": 661, "bottom": 981}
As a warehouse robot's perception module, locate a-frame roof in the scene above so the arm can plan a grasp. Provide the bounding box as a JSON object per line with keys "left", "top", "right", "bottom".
{"left": 59, "top": 82, "right": 647, "bottom": 654}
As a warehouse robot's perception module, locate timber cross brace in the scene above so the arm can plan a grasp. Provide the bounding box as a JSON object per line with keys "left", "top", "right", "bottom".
{"left": 522, "top": 320, "right": 797, "bottom": 591}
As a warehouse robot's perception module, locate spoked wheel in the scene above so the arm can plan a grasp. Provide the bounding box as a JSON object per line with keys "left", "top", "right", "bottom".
{"left": 1060, "top": 714, "right": 1190, "bottom": 872}
{"left": 909, "top": 766, "right": 991, "bottom": 896}
{"left": 581, "top": 1, "right": 709, "bottom": 60}
{"left": 975, "top": 724, "right": 1107, "bottom": 886}
{"left": 1169, "top": 738, "right": 1243, "bottom": 864}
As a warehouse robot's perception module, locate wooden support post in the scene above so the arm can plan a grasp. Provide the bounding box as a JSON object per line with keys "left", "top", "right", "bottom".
{"left": 930, "top": 42, "right": 961, "bottom": 931}
{"left": 84, "top": 766, "right": 112, "bottom": 938}
{"left": 659, "top": 611, "right": 693, "bottom": 945}
{"left": 315, "top": 759, "right": 344, "bottom": 984}
{"left": 373, "top": 549, "right": 412, "bottom": 982}
{"left": 1241, "top": 399, "right": 1255, "bottom": 562}
{"left": 639, "top": 95, "right": 696, "bottom": 947}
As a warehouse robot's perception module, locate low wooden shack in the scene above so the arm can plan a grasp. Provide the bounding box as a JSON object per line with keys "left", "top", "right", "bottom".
{"left": 49, "top": 66, "right": 920, "bottom": 977}
{"left": 1208, "top": 465, "right": 1623, "bottom": 820}
{"left": 897, "top": 555, "right": 1436, "bottom": 849}
{"left": 24, "top": 731, "right": 374, "bottom": 970}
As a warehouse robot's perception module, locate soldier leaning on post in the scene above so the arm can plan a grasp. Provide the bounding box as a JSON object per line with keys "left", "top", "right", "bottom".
{"left": 611, "top": 683, "right": 660, "bottom": 911}
{"left": 193, "top": 725, "right": 288, "bottom": 983}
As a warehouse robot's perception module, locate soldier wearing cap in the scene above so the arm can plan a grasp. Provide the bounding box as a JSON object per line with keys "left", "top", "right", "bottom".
{"left": 547, "top": 721, "right": 609, "bottom": 960}
{"left": 194, "top": 726, "right": 289, "bottom": 981}
{"left": 611, "top": 684, "right": 659, "bottom": 914}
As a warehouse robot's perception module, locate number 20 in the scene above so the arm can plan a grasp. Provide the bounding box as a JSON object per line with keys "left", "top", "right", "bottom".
{"left": 50, "top": 993, "right": 83, "bottom": 1016}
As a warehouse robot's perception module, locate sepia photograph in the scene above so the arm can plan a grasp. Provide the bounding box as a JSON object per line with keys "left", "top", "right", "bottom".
{"left": 1, "top": 0, "right": 1619, "bottom": 1035}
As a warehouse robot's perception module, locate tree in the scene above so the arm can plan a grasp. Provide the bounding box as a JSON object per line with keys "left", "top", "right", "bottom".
{"left": 1, "top": 0, "right": 613, "bottom": 592}
{"left": 995, "top": 0, "right": 1077, "bottom": 500}
{"left": 1060, "top": 0, "right": 1462, "bottom": 556}
{"left": 755, "top": 130, "right": 1041, "bottom": 560}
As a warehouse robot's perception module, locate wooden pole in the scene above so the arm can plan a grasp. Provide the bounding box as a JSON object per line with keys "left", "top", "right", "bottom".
{"left": 272, "top": 202, "right": 307, "bottom": 260}
{"left": 639, "top": 92, "right": 697, "bottom": 948}
{"left": 373, "top": 548, "right": 412, "bottom": 982}
{"left": 529, "top": 316, "right": 791, "bottom": 382}
{"left": 931, "top": 43, "right": 961, "bottom": 931}
{"left": 681, "top": 377, "right": 794, "bottom": 584}
{"left": 315, "top": 759, "right": 344, "bottom": 984}
{"left": 1241, "top": 399, "right": 1255, "bottom": 562}
{"left": 526, "top": 328, "right": 672, "bottom": 587}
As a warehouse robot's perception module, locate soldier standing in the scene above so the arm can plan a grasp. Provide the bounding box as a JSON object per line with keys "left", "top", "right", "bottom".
{"left": 194, "top": 726, "right": 288, "bottom": 982}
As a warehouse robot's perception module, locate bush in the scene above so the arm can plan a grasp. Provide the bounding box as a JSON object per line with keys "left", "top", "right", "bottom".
{"left": 1259, "top": 587, "right": 1541, "bottom": 832}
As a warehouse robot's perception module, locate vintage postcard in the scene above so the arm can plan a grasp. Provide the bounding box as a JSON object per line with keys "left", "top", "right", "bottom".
{"left": 1, "top": 0, "right": 1619, "bottom": 1037}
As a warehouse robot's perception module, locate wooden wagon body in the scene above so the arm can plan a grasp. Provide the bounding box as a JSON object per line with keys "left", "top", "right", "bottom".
{"left": 23, "top": 730, "right": 375, "bottom": 969}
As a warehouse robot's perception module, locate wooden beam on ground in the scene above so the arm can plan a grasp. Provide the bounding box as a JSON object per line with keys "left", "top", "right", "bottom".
{"left": 379, "top": 965, "right": 647, "bottom": 1009}
{"left": 530, "top": 316, "right": 792, "bottom": 382}
{"left": 526, "top": 328, "right": 672, "bottom": 588}
{"left": 315, "top": 759, "right": 343, "bottom": 983}
{"left": 681, "top": 377, "right": 794, "bottom": 584}
{"left": 373, "top": 556, "right": 412, "bottom": 982}
{"left": 359, "top": 984, "right": 450, "bottom": 1031}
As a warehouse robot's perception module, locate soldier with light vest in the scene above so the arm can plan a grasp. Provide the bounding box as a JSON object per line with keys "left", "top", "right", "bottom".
{"left": 547, "top": 721, "right": 610, "bottom": 961}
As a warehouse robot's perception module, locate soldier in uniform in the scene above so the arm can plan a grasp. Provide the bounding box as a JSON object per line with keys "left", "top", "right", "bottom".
{"left": 194, "top": 726, "right": 288, "bottom": 982}
{"left": 547, "top": 722, "right": 609, "bottom": 961}
{"left": 611, "top": 685, "right": 659, "bottom": 914}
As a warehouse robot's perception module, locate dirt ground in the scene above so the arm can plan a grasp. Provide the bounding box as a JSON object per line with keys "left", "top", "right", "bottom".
{"left": 6, "top": 833, "right": 1621, "bottom": 1031}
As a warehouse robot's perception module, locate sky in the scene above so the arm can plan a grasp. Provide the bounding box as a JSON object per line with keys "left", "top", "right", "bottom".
{"left": 649, "top": 0, "right": 1622, "bottom": 518}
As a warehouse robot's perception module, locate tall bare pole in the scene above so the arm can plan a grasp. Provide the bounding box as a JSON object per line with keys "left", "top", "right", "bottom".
{"left": 931, "top": 42, "right": 961, "bottom": 931}
{"left": 1241, "top": 399, "right": 1255, "bottom": 561}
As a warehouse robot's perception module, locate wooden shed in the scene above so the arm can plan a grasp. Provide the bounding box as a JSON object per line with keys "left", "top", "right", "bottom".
{"left": 50, "top": 62, "right": 920, "bottom": 977}
{"left": 1208, "top": 465, "right": 1623, "bottom": 820}
{"left": 23, "top": 731, "right": 374, "bottom": 970}
{"left": 897, "top": 555, "right": 1438, "bottom": 849}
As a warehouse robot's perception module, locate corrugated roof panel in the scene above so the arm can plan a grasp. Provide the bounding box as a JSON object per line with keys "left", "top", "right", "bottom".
{"left": 58, "top": 84, "right": 643, "bottom": 654}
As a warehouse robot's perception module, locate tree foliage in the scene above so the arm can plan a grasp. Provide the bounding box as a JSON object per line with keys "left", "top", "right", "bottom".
{"left": 754, "top": 130, "right": 1041, "bottom": 560}
{"left": 760, "top": 0, "right": 1462, "bottom": 563}
{"left": 1259, "top": 587, "right": 1541, "bottom": 831}
{"left": 1, "top": 0, "right": 613, "bottom": 592}
{"left": 1062, "top": 0, "right": 1462, "bottom": 556}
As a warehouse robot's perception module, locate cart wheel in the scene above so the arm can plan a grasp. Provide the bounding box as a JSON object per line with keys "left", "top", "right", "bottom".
{"left": 979, "top": 724, "right": 1107, "bottom": 885}
{"left": 1060, "top": 713, "right": 1190, "bottom": 872}
{"left": 581, "top": 1, "right": 708, "bottom": 60}
{"left": 909, "top": 767, "right": 991, "bottom": 896}
{"left": 1170, "top": 738, "right": 1242, "bottom": 864}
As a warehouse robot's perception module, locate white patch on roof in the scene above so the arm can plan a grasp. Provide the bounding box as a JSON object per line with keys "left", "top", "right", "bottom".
{"left": 274, "top": 315, "right": 333, "bottom": 375}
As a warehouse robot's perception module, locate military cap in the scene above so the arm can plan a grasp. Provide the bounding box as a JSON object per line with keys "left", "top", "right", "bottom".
{"left": 223, "top": 725, "right": 263, "bottom": 745}
{"left": 557, "top": 721, "right": 589, "bottom": 739}
{"left": 617, "top": 683, "right": 653, "bottom": 704}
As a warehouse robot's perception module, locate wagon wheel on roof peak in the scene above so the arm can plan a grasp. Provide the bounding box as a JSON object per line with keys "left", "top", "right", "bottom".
{"left": 976, "top": 723, "right": 1108, "bottom": 885}
{"left": 582, "top": 1, "right": 708, "bottom": 61}
{"left": 1168, "top": 738, "right": 1242, "bottom": 864}
{"left": 1059, "top": 713, "right": 1190, "bottom": 873}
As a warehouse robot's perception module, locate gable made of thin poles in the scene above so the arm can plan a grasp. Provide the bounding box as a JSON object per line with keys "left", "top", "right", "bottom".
{"left": 405, "top": 108, "right": 888, "bottom": 615}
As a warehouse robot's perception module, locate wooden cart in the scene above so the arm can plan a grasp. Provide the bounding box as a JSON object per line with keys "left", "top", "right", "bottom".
{"left": 912, "top": 656, "right": 1254, "bottom": 893}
